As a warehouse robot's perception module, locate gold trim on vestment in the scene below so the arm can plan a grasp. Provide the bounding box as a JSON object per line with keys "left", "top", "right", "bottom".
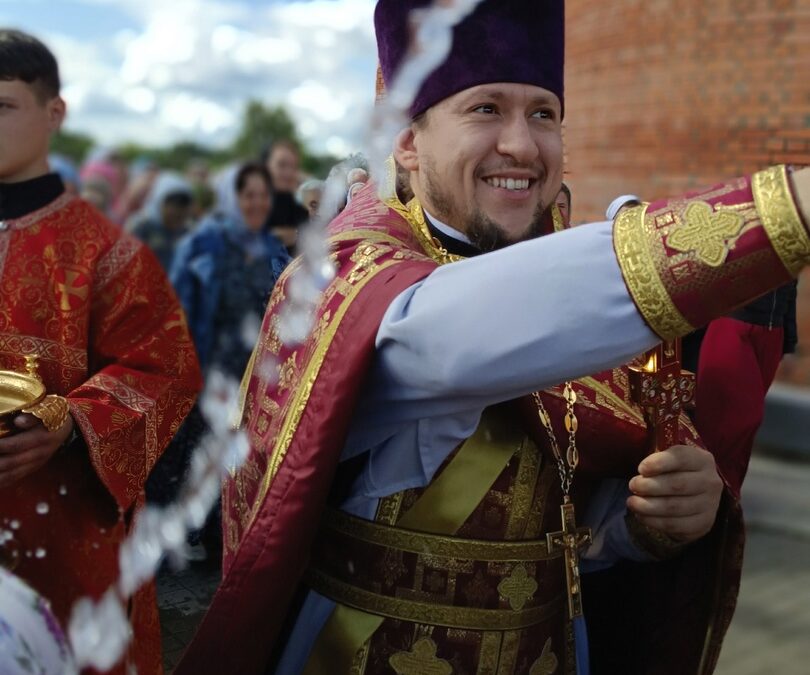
{"left": 383, "top": 191, "right": 464, "bottom": 265}
{"left": 752, "top": 165, "right": 810, "bottom": 277}
{"left": 577, "top": 376, "right": 645, "bottom": 424}
{"left": 251, "top": 259, "right": 402, "bottom": 518}
{"left": 305, "top": 568, "right": 565, "bottom": 631}
{"left": 396, "top": 406, "right": 523, "bottom": 533}
{"left": 613, "top": 204, "right": 694, "bottom": 339}
{"left": 302, "top": 604, "right": 382, "bottom": 675}
{"left": 328, "top": 229, "right": 412, "bottom": 248}
{"left": 322, "top": 508, "right": 558, "bottom": 562}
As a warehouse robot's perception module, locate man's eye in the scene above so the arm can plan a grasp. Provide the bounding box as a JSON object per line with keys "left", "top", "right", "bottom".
{"left": 473, "top": 104, "right": 497, "bottom": 114}
{"left": 531, "top": 109, "right": 556, "bottom": 121}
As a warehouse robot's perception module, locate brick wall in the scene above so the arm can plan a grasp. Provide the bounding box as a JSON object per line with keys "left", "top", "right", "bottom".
{"left": 563, "top": 0, "right": 810, "bottom": 384}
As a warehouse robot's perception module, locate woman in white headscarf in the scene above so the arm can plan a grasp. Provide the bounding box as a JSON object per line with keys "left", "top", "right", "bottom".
{"left": 129, "top": 172, "right": 194, "bottom": 271}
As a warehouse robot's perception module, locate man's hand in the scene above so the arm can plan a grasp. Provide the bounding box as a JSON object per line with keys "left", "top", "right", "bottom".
{"left": 0, "top": 413, "right": 74, "bottom": 488}
{"left": 626, "top": 444, "right": 723, "bottom": 544}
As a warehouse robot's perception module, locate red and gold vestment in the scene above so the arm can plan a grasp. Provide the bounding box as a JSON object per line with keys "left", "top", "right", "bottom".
{"left": 0, "top": 194, "right": 201, "bottom": 674}
{"left": 179, "top": 165, "right": 807, "bottom": 674}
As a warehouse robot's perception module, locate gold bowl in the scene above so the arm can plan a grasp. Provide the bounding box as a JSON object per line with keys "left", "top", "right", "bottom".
{"left": 0, "top": 369, "right": 46, "bottom": 437}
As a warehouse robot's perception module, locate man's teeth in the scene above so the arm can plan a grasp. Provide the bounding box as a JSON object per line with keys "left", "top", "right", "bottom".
{"left": 486, "top": 177, "right": 530, "bottom": 191}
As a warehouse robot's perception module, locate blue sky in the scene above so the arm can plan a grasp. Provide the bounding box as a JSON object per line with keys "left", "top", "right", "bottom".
{"left": 0, "top": 0, "right": 379, "bottom": 155}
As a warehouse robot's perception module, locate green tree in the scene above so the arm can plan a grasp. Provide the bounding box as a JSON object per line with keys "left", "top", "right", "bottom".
{"left": 50, "top": 128, "right": 94, "bottom": 163}
{"left": 230, "top": 100, "right": 301, "bottom": 160}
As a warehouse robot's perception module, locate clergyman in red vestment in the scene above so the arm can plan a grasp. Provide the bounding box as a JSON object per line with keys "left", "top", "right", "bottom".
{"left": 178, "top": 2, "right": 810, "bottom": 674}
{"left": 0, "top": 30, "right": 201, "bottom": 674}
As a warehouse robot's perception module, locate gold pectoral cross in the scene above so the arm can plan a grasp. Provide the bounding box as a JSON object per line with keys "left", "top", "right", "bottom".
{"left": 546, "top": 496, "right": 592, "bottom": 619}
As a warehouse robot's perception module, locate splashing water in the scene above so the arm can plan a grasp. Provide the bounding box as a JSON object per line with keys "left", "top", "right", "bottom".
{"left": 67, "top": 370, "right": 250, "bottom": 671}
{"left": 59, "top": 485, "right": 68, "bottom": 496}
{"left": 276, "top": 0, "right": 485, "bottom": 349}
{"left": 64, "top": 2, "right": 485, "bottom": 670}
{"left": 35, "top": 548, "right": 46, "bottom": 559}
{"left": 35, "top": 502, "right": 49, "bottom": 515}
{"left": 69, "top": 589, "right": 131, "bottom": 673}
{"left": 365, "top": 0, "right": 487, "bottom": 182}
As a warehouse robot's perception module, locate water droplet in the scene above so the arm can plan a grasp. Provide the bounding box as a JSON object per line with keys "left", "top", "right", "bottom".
{"left": 59, "top": 485, "right": 68, "bottom": 496}
{"left": 99, "top": 528, "right": 107, "bottom": 534}
{"left": 35, "top": 548, "right": 46, "bottom": 559}
{"left": 36, "top": 502, "right": 49, "bottom": 515}
{"left": 92, "top": 542, "right": 100, "bottom": 549}
{"left": 25, "top": 550, "right": 32, "bottom": 558}
{"left": 9, "top": 520, "right": 20, "bottom": 530}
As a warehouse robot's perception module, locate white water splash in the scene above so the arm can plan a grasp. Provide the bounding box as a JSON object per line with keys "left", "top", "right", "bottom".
{"left": 67, "top": 371, "right": 250, "bottom": 671}
{"left": 63, "top": 1, "right": 485, "bottom": 670}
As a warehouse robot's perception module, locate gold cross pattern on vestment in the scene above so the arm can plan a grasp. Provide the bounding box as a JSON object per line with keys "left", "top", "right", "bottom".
{"left": 665, "top": 200, "right": 745, "bottom": 267}
{"left": 389, "top": 638, "right": 452, "bottom": 675}
{"left": 546, "top": 496, "right": 592, "bottom": 619}
{"left": 55, "top": 268, "right": 90, "bottom": 312}
{"left": 497, "top": 564, "right": 538, "bottom": 611}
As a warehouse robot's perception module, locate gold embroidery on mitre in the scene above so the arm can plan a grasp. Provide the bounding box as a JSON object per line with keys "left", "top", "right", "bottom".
{"left": 665, "top": 201, "right": 745, "bottom": 267}
{"left": 497, "top": 564, "right": 539, "bottom": 611}
{"left": 389, "top": 638, "right": 453, "bottom": 675}
{"left": 529, "top": 638, "right": 559, "bottom": 675}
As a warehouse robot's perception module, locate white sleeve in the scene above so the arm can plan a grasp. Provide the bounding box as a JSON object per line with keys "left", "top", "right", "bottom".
{"left": 341, "top": 220, "right": 658, "bottom": 497}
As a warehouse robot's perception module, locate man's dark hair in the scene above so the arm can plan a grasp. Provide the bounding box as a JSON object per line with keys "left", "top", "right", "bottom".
{"left": 236, "top": 162, "right": 273, "bottom": 194}
{"left": 559, "top": 182, "right": 571, "bottom": 211}
{"left": 0, "top": 29, "right": 60, "bottom": 102}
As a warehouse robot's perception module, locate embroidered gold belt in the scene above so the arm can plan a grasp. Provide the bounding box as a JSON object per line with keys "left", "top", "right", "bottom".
{"left": 305, "top": 508, "right": 566, "bottom": 632}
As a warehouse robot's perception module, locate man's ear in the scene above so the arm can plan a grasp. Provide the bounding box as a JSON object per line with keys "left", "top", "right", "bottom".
{"left": 47, "top": 96, "right": 66, "bottom": 133}
{"left": 393, "top": 127, "right": 419, "bottom": 172}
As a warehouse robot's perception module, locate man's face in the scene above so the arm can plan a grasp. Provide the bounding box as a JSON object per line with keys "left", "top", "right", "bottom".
{"left": 397, "top": 82, "right": 563, "bottom": 250}
{"left": 0, "top": 80, "right": 64, "bottom": 183}
{"left": 555, "top": 189, "right": 570, "bottom": 227}
{"left": 267, "top": 145, "right": 300, "bottom": 194}
{"left": 302, "top": 188, "right": 321, "bottom": 219}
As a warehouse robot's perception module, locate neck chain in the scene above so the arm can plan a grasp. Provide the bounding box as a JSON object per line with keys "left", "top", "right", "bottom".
{"left": 532, "top": 383, "right": 579, "bottom": 496}
{"left": 532, "top": 383, "right": 592, "bottom": 621}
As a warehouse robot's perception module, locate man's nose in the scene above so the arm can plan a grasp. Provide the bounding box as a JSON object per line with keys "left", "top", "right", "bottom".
{"left": 496, "top": 116, "right": 541, "bottom": 165}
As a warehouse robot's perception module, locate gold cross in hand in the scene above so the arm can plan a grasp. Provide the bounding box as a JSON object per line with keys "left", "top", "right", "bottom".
{"left": 546, "top": 496, "right": 592, "bottom": 619}
{"left": 629, "top": 339, "right": 696, "bottom": 453}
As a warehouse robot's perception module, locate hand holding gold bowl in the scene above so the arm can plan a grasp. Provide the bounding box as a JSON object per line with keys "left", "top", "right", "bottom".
{"left": 0, "top": 355, "right": 69, "bottom": 439}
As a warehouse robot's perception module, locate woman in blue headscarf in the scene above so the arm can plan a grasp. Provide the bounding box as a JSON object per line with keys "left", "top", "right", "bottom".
{"left": 170, "top": 162, "right": 290, "bottom": 376}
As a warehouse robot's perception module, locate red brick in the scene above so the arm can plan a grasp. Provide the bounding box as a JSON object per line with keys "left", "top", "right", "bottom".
{"left": 564, "top": 0, "right": 809, "bottom": 384}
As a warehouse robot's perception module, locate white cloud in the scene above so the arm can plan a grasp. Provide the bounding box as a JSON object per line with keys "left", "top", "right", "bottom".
{"left": 35, "top": 0, "right": 380, "bottom": 160}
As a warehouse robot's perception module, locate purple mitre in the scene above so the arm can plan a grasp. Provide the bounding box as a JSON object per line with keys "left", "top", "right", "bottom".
{"left": 374, "top": 0, "right": 565, "bottom": 117}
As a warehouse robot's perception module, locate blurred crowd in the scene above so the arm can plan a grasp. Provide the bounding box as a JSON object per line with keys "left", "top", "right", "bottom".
{"left": 46, "top": 142, "right": 370, "bottom": 560}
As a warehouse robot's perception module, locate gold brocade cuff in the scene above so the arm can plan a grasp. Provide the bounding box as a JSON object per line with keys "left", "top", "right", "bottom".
{"left": 613, "top": 165, "right": 810, "bottom": 339}
{"left": 624, "top": 511, "right": 686, "bottom": 561}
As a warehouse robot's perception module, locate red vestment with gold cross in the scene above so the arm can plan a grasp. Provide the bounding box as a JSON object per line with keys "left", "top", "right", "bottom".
{"left": 0, "top": 194, "right": 202, "bottom": 674}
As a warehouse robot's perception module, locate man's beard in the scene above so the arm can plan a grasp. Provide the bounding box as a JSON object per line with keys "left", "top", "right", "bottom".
{"left": 422, "top": 160, "right": 548, "bottom": 252}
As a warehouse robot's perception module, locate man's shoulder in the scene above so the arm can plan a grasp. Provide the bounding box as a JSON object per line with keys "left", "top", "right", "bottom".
{"left": 42, "top": 198, "right": 150, "bottom": 273}
{"left": 326, "top": 183, "right": 428, "bottom": 258}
